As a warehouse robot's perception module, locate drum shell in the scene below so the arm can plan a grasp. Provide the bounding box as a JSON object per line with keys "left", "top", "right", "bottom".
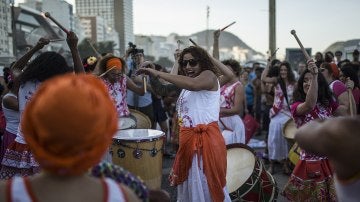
{"left": 111, "top": 129, "right": 164, "bottom": 189}
{"left": 226, "top": 143, "right": 278, "bottom": 201}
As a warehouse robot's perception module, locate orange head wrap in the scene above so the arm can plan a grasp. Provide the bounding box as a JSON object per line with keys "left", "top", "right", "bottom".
{"left": 22, "top": 74, "right": 118, "bottom": 176}
{"left": 106, "top": 57, "right": 122, "bottom": 71}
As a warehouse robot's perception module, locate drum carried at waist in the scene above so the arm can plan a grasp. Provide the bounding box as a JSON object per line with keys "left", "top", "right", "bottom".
{"left": 282, "top": 118, "right": 297, "bottom": 148}
{"left": 226, "top": 143, "right": 278, "bottom": 201}
{"left": 111, "top": 129, "right": 165, "bottom": 190}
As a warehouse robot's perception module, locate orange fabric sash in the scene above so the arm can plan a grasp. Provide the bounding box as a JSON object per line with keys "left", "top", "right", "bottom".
{"left": 169, "top": 121, "right": 227, "bottom": 202}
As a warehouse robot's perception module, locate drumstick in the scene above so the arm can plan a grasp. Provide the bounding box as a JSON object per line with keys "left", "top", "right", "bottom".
{"left": 348, "top": 89, "right": 355, "bottom": 116}
{"left": 189, "top": 38, "right": 198, "bottom": 46}
{"left": 142, "top": 76, "right": 147, "bottom": 93}
{"left": 177, "top": 40, "right": 181, "bottom": 49}
{"left": 98, "top": 66, "right": 116, "bottom": 77}
{"left": 44, "top": 12, "right": 70, "bottom": 35}
{"left": 271, "top": 48, "right": 279, "bottom": 58}
{"left": 220, "top": 21, "right": 236, "bottom": 31}
{"left": 87, "top": 39, "right": 102, "bottom": 57}
{"left": 49, "top": 39, "right": 64, "bottom": 42}
{"left": 290, "top": 30, "right": 311, "bottom": 60}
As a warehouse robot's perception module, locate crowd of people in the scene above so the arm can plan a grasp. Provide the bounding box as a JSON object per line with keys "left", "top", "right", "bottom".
{"left": 0, "top": 28, "right": 358, "bottom": 201}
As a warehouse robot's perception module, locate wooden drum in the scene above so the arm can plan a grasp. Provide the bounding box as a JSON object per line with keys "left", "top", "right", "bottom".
{"left": 111, "top": 129, "right": 165, "bottom": 189}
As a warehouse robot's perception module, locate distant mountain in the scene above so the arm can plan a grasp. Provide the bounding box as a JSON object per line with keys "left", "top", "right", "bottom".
{"left": 324, "top": 39, "right": 360, "bottom": 54}
{"left": 324, "top": 41, "right": 345, "bottom": 53}
{"left": 190, "top": 29, "right": 263, "bottom": 56}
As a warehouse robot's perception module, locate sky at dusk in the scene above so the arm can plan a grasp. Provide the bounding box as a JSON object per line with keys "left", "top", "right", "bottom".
{"left": 16, "top": 0, "right": 360, "bottom": 58}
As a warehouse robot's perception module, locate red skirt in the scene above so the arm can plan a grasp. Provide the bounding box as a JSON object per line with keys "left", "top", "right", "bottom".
{"left": 282, "top": 158, "right": 337, "bottom": 201}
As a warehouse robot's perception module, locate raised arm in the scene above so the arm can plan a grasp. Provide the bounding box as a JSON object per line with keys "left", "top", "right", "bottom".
{"left": 170, "top": 49, "right": 181, "bottom": 75}
{"left": 138, "top": 68, "right": 216, "bottom": 91}
{"left": 261, "top": 59, "right": 278, "bottom": 83}
{"left": 11, "top": 38, "right": 49, "bottom": 72}
{"left": 294, "top": 59, "right": 318, "bottom": 115}
{"left": 66, "top": 31, "right": 84, "bottom": 73}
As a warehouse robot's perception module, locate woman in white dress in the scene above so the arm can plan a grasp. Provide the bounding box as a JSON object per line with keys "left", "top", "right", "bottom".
{"left": 137, "top": 46, "right": 232, "bottom": 202}
{"left": 261, "top": 60, "right": 296, "bottom": 174}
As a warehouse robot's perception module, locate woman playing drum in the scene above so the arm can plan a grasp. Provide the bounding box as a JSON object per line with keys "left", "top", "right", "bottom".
{"left": 261, "top": 59, "right": 296, "bottom": 175}
{"left": 282, "top": 59, "right": 346, "bottom": 201}
{"left": 137, "top": 46, "right": 232, "bottom": 202}
{"left": 94, "top": 55, "right": 145, "bottom": 118}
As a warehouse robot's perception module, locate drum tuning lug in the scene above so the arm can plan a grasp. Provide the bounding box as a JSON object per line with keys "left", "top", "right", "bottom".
{"left": 117, "top": 149, "right": 125, "bottom": 158}
{"left": 150, "top": 148, "right": 158, "bottom": 157}
{"left": 133, "top": 149, "right": 143, "bottom": 159}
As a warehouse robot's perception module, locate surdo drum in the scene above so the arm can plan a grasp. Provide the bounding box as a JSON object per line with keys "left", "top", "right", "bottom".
{"left": 111, "top": 129, "right": 165, "bottom": 189}
{"left": 226, "top": 143, "right": 278, "bottom": 201}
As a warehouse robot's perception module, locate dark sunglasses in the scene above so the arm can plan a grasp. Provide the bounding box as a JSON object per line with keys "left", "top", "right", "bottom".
{"left": 320, "top": 68, "right": 326, "bottom": 72}
{"left": 181, "top": 59, "right": 198, "bottom": 67}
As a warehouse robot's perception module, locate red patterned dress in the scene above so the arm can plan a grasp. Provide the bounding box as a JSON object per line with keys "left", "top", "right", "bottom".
{"left": 282, "top": 101, "right": 339, "bottom": 201}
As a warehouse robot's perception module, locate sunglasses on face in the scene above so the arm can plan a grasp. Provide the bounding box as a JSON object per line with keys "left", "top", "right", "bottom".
{"left": 320, "top": 68, "right": 326, "bottom": 72}
{"left": 181, "top": 59, "right": 198, "bottom": 67}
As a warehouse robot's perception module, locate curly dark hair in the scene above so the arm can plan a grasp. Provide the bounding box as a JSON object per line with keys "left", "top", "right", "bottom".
{"left": 222, "top": 59, "right": 241, "bottom": 77}
{"left": 293, "top": 69, "right": 333, "bottom": 106}
{"left": 178, "top": 46, "right": 220, "bottom": 76}
{"left": 20, "top": 52, "right": 73, "bottom": 84}
{"left": 341, "top": 63, "right": 360, "bottom": 89}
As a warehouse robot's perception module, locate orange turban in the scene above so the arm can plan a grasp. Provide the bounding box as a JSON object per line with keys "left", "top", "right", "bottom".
{"left": 22, "top": 74, "right": 118, "bottom": 176}
{"left": 106, "top": 58, "right": 122, "bottom": 71}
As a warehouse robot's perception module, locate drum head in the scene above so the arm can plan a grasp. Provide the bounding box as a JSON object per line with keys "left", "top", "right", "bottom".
{"left": 283, "top": 119, "right": 297, "bottom": 140}
{"left": 226, "top": 144, "right": 256, "bottom": 193}
{"left": 114, "top": 129, "right": 164, "bottom": 141}
{"left": 118, "top": 116, "right": 136, "bottom": 130}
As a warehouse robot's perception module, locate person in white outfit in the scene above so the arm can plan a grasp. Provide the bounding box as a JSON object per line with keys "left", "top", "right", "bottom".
{"left": 137, "top": 45, "right": 233, "bottom": 202}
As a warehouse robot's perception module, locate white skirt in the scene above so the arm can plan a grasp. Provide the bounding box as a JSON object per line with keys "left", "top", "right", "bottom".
{"left": 177, "top": 154, "right": 231, "bottom": 202}
{"left": 219, "top": 115, "right": 245, "bottom": 145}
{"left": 267, "top": 112, "right": 290, "bottom": 161}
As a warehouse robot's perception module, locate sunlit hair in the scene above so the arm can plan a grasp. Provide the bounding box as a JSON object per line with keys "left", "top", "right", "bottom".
{"left": 222, "top": 59, "right": 241, "bottom": 77}
{"left": 293, "top": 69, "right": 333, "bottom": 106}
{"left": 178, "top": 46, "right": 220, "bottom": 76}
{"left": 20, "top": 51, "right": 72, "bottom": 84}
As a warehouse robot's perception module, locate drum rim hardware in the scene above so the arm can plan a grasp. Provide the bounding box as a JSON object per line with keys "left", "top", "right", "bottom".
{"left": 112, "top": 140, "right": 162, "bottom": 159}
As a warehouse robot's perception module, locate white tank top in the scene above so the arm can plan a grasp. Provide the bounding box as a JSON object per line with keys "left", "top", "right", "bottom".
{"left": 2, "top": 92, "right": 20, "bottom": 134}
{"left": 177, "top": 81, "right": 220, "bottom": 127}
{"left": 8, "top": 176, "right": 127, "bottom": 202}
{"left": 16, "top": 81, "right": 41, "bottom": 144}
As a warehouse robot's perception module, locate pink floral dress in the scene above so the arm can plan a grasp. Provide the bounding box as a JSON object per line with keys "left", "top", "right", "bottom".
{"left": 103, "top": 77, "right": 130, "bottom": 117}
